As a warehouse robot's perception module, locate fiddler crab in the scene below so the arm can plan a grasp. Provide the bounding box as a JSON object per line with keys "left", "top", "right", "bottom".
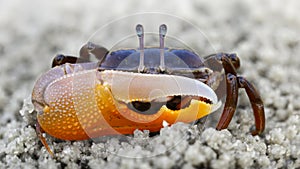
{"left": 32, "top": 24, "right": 265, "bottom": 156}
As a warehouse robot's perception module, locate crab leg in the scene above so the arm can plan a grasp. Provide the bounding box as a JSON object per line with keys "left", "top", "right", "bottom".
{"left": 215, "top": 53, "right": 265, "bottom": 135}
{"left": 52, "top": 42, "right": 108, "bottom": 67}
{"left": 237, "top": 76, "right": 265, "bottom": 135}
{"left": 216, "top": 54, "right": 238, "bottom": 130}
{"left": 52, "top": 54, "right": 85, "bottom": 67}
{"left": 36, "top": 121, "right": 54, "bottom": 156}
{"left": 216, "top": 73, "right": 238, "bottom": 131}
{"left": 79, "top": 42, "right": 108, "bottom": 62}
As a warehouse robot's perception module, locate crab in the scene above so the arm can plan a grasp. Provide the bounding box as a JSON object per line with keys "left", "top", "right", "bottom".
{"left": 32, "top": 24, "right": 265, "bottom": 156}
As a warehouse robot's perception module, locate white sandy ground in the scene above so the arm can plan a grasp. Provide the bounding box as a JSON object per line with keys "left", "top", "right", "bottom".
{"left": 0, "top": 0, "right": 300, "bottom": 168}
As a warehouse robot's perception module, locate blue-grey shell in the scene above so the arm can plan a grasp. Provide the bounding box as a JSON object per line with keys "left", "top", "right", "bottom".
{"left": 100, "top": 48, "right": 206, "bottom": 73}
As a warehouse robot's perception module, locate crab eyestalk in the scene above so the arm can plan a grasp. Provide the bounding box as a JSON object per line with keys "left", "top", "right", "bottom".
{"left": 136, "top": 24, "right": 145, "bottom": 73}
{"left": 159, "top": 24, "right": 167, "bottom": 72}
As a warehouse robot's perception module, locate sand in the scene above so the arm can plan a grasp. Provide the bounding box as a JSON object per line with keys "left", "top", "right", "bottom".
{"left": 0, "top": 0, "right": 299, "bottom": 168}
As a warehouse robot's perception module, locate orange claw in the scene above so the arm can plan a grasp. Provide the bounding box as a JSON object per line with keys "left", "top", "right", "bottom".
{"left": 39, "top": 86, "right": 212, "bottom": 141}
{"left": 33, "top": 67, "right": 217, "bottom": 155}
{"left": 36, "top": 70, "right": 216, "bottom": 141}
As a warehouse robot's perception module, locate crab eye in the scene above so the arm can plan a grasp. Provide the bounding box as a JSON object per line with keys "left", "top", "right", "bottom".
{"left": 136, "top": 24, "right": 145, "bottom": 72}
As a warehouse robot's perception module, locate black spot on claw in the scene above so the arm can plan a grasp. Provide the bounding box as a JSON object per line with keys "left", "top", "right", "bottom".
{"left": 128, "top": 101, "right": 163, "bottom": 115}
{"left": 127, "top": 96, "right": 212, "bottom": 116}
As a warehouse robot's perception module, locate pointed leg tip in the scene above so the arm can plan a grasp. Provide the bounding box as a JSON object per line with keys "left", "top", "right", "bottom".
{"left": 36, "top": 122, "right": 55, "bottom": 157}
{"left": 251, "top": 128, "right": 264, "bottom": 136}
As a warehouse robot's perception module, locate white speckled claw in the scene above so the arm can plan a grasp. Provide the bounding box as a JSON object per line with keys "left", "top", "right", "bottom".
{"left": 32, "top": 62, "right": 98, "bottom": 112}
